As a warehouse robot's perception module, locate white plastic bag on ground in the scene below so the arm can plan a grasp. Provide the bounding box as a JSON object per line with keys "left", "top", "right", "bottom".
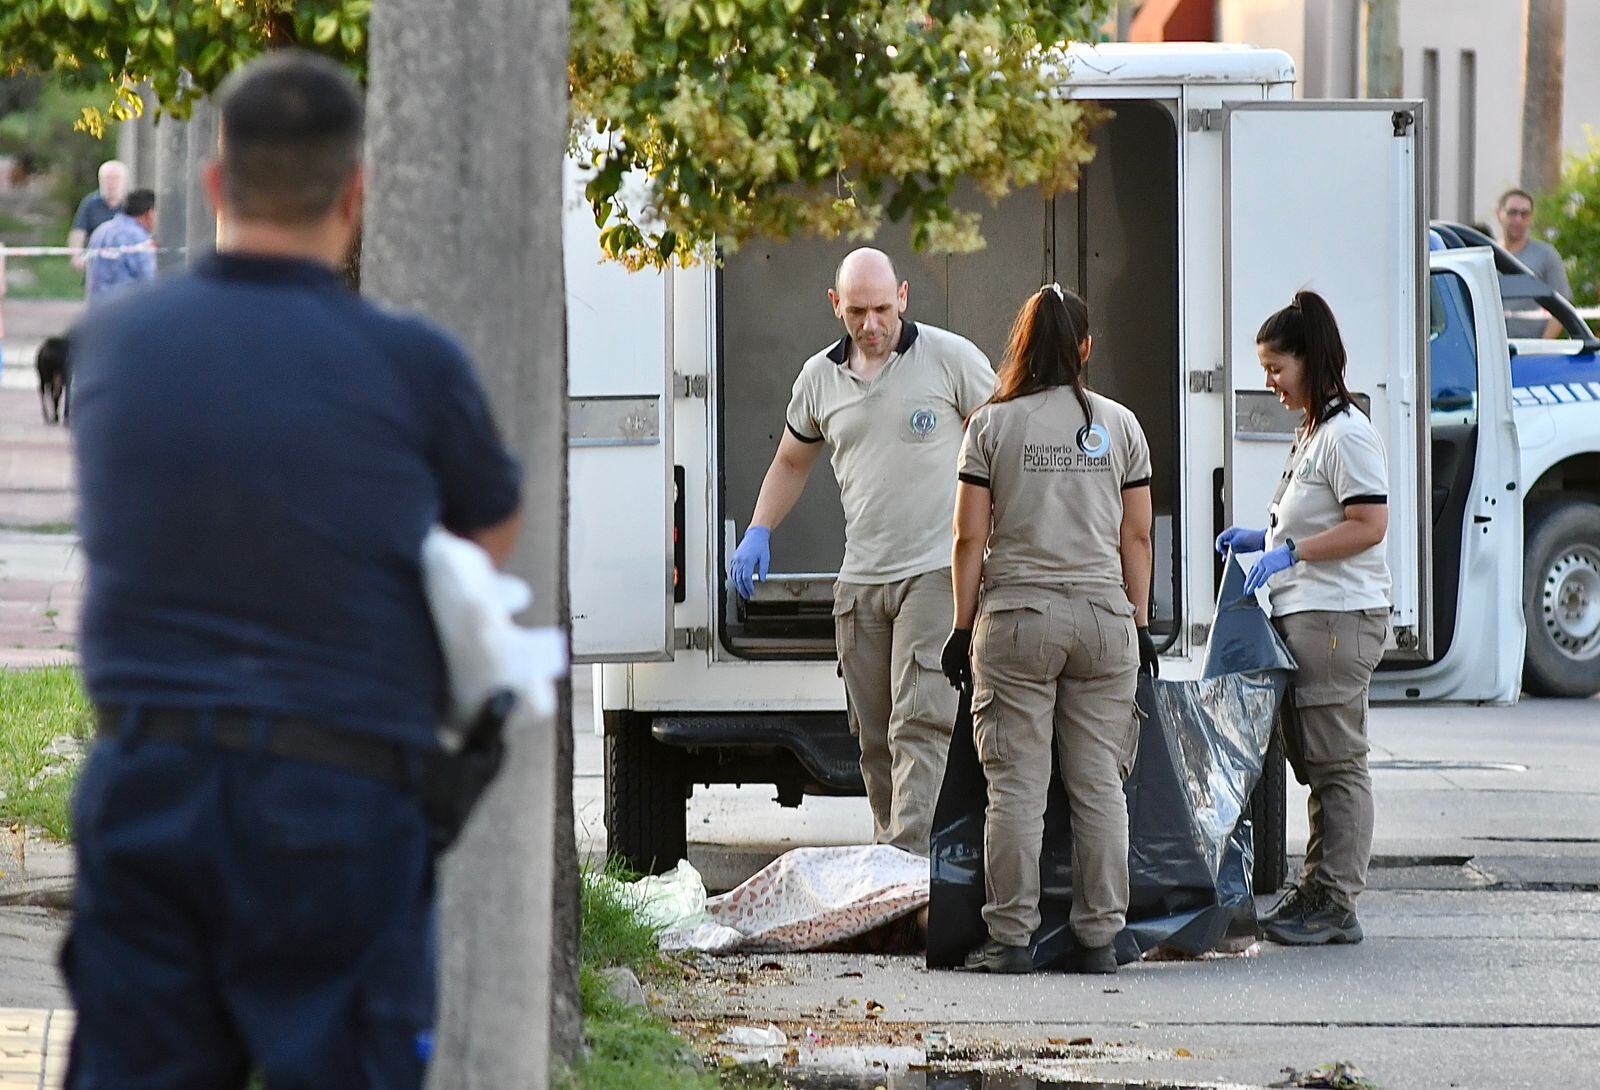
{"left": 594, "top": 859, "right": 712, "bottom": 932}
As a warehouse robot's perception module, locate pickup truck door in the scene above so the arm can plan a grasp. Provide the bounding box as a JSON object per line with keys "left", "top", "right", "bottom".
{"left": 565, "top": 161, "right": 675, "bottom": 662}
{"left": 1372, "top": 249, "right": 1524, "bottom": 703}
{"left": 1222, "top": 100, "right": 1430, "bottom": 657}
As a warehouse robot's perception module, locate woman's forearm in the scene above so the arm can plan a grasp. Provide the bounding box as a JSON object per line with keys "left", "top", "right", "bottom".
{"left": 1296, "top": 508, "right": 1388, "bottom": 563}
{"left": 952, "top": 536, "right": 985, "bottom": 629}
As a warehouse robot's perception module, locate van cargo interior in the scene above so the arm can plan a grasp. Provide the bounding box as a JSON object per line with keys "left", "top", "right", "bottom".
{"left": 716, "top": 101, "right": 1181, "bottom": 659}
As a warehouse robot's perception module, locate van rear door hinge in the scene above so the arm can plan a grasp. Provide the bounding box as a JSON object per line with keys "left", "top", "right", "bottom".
{"left": 674, "top": 373, "right": 708, "bottom": 399}
{"left": 1392, "top": 110, "right": 1415, "bottom": 137}
{"left": 1186, "top": 108, "right": 1223, "bottom": 133}
{"left": 674, "top": 626, "right": 711, "bottom": 651}
{"left": 1188, "top": 368, "right": 1223, "bottom": 393}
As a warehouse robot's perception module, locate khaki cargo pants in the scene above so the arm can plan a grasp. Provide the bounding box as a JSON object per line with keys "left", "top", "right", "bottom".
{"left": 834, "top": 568, "right": 958, "bottom": 855}
{"left": 970, "top": 585, "right": 1141, "bottom": 950}
{"left": 1272, "top": 608, "right": 1390, "bottom": 912}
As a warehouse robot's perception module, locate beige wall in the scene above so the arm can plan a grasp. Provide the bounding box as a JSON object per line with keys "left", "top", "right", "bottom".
{"left": 1217, "top": 0, "right": 1600, "bottom": 229}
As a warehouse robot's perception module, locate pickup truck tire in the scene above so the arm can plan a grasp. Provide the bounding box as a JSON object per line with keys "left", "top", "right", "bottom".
{"left": 1522, "top": 500, "right": 1600, "bottom": 698}
{"left": 604, "top": 712, "right": 687, "bottom": 876}
{"left": 1249, "top": 727, "right": 1289, "bottom": 894}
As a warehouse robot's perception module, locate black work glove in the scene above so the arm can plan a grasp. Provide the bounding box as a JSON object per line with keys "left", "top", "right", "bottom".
{"left": 1137, "top": 625, "right": 1159, "bottom": 678}
{"left": 941, "top": 628, "right": 973, "bottom": 691}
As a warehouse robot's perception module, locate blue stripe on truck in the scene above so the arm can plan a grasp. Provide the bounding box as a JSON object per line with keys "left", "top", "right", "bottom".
{"left": 1511, "top": 350, "right": 1600, "bottom": 391}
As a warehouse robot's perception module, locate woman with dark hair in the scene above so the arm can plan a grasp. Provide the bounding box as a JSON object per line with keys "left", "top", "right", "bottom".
{"left": 1218, "top": 289, "right": 1390, "bottom": 947}
{"left": 942, "top": 284, "right": 1157, "bottom": 975}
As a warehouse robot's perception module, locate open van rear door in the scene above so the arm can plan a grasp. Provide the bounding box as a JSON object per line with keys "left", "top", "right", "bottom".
{"left": 565, "top": 163, "right": 674, "bottom": 662}
{"left": 1222, "top": 100, "right": 1430, "bottom": 657}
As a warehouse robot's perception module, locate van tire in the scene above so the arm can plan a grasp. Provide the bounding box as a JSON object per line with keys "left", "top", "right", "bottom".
{"left": 1522, "top": 500, "right": 1600, "bottom": 698}
{"left": 1249, "top": 728, "right": 1288, "bottom": 894}
{"left": 604, "top": 712, "right": 688, "bottom": 876}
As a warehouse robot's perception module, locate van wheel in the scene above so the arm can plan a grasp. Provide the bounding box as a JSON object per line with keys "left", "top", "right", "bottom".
{"left": 1522, "top": 500, "right": 1600, "bottom": 698}
{"left": 1249, "top": 728, "right": 1288, "bottom": 894}
{"left": 604, "top": 712, "right": 687, "bottom": 876}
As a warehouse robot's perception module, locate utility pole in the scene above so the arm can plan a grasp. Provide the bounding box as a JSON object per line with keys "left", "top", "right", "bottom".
{"left": 1364, "top": 0, "right": 1401, "bottom": 99}
{"left": 365, "top": 0, "right": 578, "bottom": 1085}
{"left": 1520, "top": 0, "right": 1567, "bottom": 195}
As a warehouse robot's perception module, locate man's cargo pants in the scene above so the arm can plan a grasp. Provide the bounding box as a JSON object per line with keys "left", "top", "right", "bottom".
{"left": 834, "top": 567, "right": 959, "bottom": 855}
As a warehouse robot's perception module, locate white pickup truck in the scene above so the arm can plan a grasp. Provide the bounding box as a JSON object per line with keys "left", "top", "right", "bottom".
{"left": 562, "top": 43, "right": 1564, "bottom": 887}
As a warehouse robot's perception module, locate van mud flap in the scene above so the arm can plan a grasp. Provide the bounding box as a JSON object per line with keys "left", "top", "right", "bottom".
{"left": 927, "top": 557, "right": 1296, "bottom": 969}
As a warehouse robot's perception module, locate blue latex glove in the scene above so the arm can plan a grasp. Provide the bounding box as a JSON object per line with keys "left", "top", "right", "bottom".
{"left": 729, "top": 526, "right": 771, "bottom": 600}
{"left": 1243, "top": 544, "right": 1296, "bottom": 595}
{"left": 1215, "top": 526, "right": 1267, "bottom": 556}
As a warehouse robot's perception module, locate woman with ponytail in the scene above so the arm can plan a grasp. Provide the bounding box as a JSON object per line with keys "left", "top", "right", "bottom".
{"left": 1217, "top": 289, "right": 1391, "bottom": 947}
{"left": 942, "top": 285, "right": 1156, "bottom": 975}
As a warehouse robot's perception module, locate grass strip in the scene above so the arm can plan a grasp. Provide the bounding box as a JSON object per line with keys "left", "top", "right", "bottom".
{"left": 564, "top": 861, "right": 777, "bottom": 1090}
{"left": 0, "top": 666, "right": 92, "bottom": 839}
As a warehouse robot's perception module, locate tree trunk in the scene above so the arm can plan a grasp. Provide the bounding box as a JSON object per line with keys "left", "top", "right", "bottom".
{"left": 183, "top": 102, "right": 218, "bottom": 266}
{"left": 154, "top": 115, "right": 188, "bottom": 275}
{"left": 363, "top": 0, "right": 577, "bottom": 1085}
{"left": 1364, "top": 0, "right": 1401, "bottom": 99}
{"left": 1520, "top": 0, "right": 1567, "bottom": 195}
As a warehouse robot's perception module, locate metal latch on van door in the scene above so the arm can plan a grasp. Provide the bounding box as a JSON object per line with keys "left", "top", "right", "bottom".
{"left": 674, "top": 373, "right": 708, "bottom": 399}
{"left": 674, "top": 627, "right": 711, "bottom": 651}
{"left": 1188, "top": 368, "right": 1223, "bottom": 393}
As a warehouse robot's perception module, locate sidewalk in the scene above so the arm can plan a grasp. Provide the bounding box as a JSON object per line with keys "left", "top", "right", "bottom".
{"left": 0, "top": 301, "right": 81, "bottom": 668}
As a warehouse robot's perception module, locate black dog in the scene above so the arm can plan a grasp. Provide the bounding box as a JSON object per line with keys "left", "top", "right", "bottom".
{"left": 35, "top": 335, "right": 70, "bottom": 425}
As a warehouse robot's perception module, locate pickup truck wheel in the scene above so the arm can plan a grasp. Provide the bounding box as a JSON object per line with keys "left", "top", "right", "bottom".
{"left": 1522, "top": 500, "right": 1600, "bottom": 698}
{"left": 1249, "top": 726, "right": 1289, "bottom": 894}
{"left": 604, "top": 713, "right": 687, "bottom": 876}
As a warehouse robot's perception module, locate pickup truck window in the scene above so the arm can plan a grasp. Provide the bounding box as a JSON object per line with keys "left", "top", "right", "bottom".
{"left": 1429, "top": 271, "right": 1478, "bottom": 427}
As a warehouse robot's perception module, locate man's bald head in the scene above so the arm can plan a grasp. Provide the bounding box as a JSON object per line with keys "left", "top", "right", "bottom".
{"left": 98, "top": 160, "right": 129, "bottom": 206}
{"left": 829, "top": 247, "right": 908, "bottom": 363}
{"left": 834, "top": 247, "right": 898, "bottom": 293}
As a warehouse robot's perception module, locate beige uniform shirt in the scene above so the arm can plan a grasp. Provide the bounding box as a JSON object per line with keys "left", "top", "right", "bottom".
{"left": 786, "top": 321, "right": 995, "bottom": 584}
{"left": 1264, "top": 402, "right": 1392, "bottom": 615}
{"left": 957, "top": 387, "right": 1151, "bottom": 590}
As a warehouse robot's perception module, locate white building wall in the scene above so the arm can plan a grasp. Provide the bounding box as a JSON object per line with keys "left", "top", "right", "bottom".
{"left": 1217, "top": 0, "right": 1600, "bottom": 229}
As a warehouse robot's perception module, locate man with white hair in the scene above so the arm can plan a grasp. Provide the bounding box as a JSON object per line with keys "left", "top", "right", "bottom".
{"left": 67, "top": 159, "right": 129, "bottom": 271}
{"left": 730, "top": 247, "right": 995, "bottom": 855}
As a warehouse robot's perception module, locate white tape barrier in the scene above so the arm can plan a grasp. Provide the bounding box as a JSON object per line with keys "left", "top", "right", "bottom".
{"left": 1507, "top": 307, "right": 1600, "bottom": 320}
{"left": 1, "top": 243, "right": 172, "bottom": 258}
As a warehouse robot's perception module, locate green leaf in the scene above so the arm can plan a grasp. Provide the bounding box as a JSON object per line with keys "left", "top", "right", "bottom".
{"left": 60, "top": 0, "right": 86, "bottom": 19}
{"left": 340, "top": 21, "right": 363, "bottom": 51}
{"left": 312, "top": 12, "right": 340, "bottom": 44}
{"left": 196, "top": 39, "right": 226, "bottom": 74}
{"left": 133, "top": 0, "right": 157, "bottom": 21}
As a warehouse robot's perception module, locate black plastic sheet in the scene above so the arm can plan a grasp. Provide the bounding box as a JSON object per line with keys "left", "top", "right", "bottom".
{"left": 927, "top": 557, "right": 1297, "bottom": 969}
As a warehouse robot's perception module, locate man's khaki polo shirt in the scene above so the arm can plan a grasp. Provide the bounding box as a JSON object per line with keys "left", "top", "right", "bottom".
{"left": 786, "top": 320, "right": 994, "bottom": 584}
{"left": 958, "top": 387, "right": 1151, "bottom": 590}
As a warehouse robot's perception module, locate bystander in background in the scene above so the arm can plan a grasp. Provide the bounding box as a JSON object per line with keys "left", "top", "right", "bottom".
{"left": 1497, "top": 187, "right": 1572, "bottom": 339}
{"left": 84, "top": 189, "right": 156, "bottom": 303}
{"left": 66, "top": 159, "right": 127, "bottom": 271}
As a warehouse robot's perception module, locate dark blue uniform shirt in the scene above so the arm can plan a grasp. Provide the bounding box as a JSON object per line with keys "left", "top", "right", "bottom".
{"left": 72, "top": 253, "right": 522, "bottom": 746}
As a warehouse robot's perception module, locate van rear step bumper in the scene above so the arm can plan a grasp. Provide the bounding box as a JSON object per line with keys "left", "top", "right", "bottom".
{"left": 652, "top": 713, "right": 864, "bottom": 793}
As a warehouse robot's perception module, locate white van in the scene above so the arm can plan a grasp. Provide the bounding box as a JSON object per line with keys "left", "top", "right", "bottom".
{"left": 563, "top": 44, "right": 1526, "bottom": 884}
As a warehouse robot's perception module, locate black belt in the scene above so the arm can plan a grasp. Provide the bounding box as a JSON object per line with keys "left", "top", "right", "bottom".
{"left": 96, "top": 707, "right": 416, "bottom": 787}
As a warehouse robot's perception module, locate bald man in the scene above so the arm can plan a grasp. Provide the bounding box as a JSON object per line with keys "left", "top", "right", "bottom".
{"left": 730, "top": 248, "right": 995, "bottom": 854}
{"left": 69, "top": 160, "right": 130, "bottom": 272}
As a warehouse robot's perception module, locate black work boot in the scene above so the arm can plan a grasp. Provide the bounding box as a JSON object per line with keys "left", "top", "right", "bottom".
{"left": 1263, "top": 886, "right": 1363, "bottom": 946}
{"left": 1259, "top": 882, "right": 1312, "bottom": 926}
{"left": 962, "top": 939, "right": 1033, "bottom": 973}
{"left": 1074, "top": 943, "right": 1118, "bottom": 975}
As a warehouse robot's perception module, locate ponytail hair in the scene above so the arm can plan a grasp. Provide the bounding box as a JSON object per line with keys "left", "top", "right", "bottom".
{"left": 1256, "top": 290, "right": 1354, "bottom": 429}
{"left": 992, "top": 283, "right": 1094, "bottom": 425}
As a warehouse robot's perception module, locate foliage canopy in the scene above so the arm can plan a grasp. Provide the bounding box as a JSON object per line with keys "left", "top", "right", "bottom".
{"left": 2, "top": 0, "right": 1114, "bottom": 267}
{"left": 0, "top": 0, "right": 368, "bottom": 135}
{"left": 1537, "top": 131, "right": 1600, "bottom": 307}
